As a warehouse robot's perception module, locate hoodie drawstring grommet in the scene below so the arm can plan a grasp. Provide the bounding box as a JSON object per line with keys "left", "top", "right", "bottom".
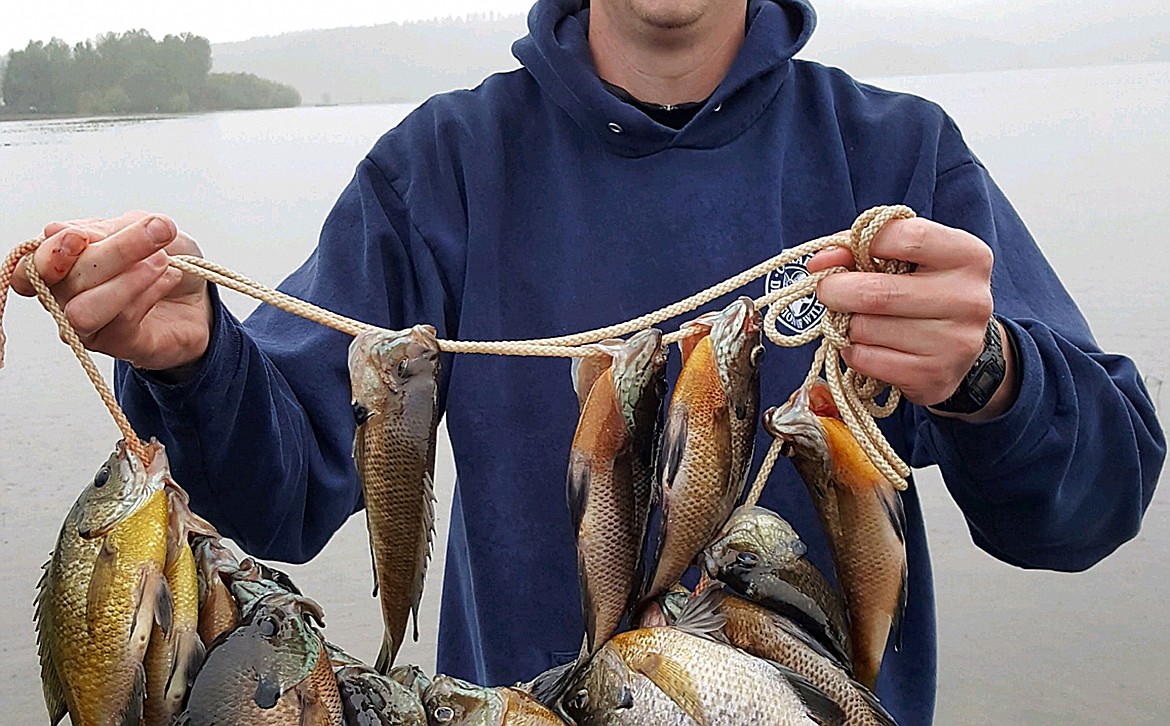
{"left": 607, "top": 122, "right": 623, "bottom": 134}
{"left": 713, "top": 103, "right": 723, "bottom": 113}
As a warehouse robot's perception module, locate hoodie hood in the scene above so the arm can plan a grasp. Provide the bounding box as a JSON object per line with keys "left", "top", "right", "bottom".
{"left": 512, "top": 0, "right": 816, "bottom": 156}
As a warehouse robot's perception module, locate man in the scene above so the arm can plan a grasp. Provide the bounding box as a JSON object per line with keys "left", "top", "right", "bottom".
{"left": 13, "top": 0, "right": 1164, "bottom": 723}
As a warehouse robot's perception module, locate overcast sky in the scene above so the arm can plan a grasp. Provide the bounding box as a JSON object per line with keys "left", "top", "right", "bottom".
{"left": 2, "top": 0, "right": 1003, "bottom": 56}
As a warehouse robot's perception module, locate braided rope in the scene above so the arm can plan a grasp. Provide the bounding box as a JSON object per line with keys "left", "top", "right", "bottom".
{"left": 1, "top": 206, "right": 918, "bottom": 487}
{"left": 5, "top": 245, "right": 152, "bottom": 465}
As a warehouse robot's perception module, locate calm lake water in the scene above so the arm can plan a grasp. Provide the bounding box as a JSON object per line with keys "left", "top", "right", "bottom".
{"left": 1, "top": 62, "right": 1167, "bottom": 724}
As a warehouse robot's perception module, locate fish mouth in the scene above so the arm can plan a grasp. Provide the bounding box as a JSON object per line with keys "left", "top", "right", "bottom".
{"left": 78, "top": 439, "right": 161, "bottom": 539}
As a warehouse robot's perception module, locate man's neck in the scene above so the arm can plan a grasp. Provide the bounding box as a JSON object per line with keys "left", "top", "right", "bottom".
{"left": 588, "top": 2, "right": 747, "bottom": 107}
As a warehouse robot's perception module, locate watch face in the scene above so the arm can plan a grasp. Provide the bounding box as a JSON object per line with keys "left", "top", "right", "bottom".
{"left": 932, "top": 318, "right": 1006, "bottom": 414}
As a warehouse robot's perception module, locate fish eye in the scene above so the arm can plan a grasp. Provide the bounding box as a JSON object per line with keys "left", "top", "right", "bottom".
{"left": 750, "top": 345, "right": 765, "bottom": 368}
{"left": 93, "top": 466, "right": 110, "bottom": 489}
{"left": 257, "top": 615, "right": 280, "bottom": 638}
{"left": 567, "top": 688, "right": 589, "bottom": 712}
{"left": 736, "top": 551, "right": 758, "bottom": 567}
{"left": 617, "top": 685, "right": 634, "bottom": 710}
{"left": 397, "top": 359, "right": 411, "bottom": 377}
{"left": 432, "top": 706, "right": 454, "bottom": 723}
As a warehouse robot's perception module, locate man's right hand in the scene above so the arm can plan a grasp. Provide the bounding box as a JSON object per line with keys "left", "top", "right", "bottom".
{"left": 11, "top": 211, "right": 212, "bottom": 373}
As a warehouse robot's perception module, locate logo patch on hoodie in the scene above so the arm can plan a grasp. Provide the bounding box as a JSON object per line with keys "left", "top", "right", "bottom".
{"left": 765, "top": 253, "right": 826, "bottom": 333}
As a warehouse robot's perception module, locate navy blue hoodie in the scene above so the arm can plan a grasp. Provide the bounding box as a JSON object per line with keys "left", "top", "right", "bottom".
{"left": 116, "top": 1, "right": 1165, "bottom": 723}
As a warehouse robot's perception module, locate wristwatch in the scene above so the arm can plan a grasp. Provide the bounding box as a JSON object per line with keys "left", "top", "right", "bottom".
{"left": 930, "top": 318, "right": 1007, "bottom": 415}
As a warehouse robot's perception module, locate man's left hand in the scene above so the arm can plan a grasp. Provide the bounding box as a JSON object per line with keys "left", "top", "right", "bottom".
{"left": 807, "top": 217, "right": 1016, "bottom": 421}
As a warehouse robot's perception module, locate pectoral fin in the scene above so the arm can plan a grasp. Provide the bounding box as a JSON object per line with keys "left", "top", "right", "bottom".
{"left": 88, "top": 538, "right": 119, "bottom": 629}
{"left": 633, "top": 653, "right": 708, "bottom": 726}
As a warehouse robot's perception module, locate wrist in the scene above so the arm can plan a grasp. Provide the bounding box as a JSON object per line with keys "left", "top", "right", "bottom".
{"left": 929, "top": 317, "right": 1020, "bottom": 422}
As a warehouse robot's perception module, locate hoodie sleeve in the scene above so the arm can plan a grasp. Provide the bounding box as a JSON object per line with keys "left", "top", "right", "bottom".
{"left": 907, "top": 141, "right": 1165, "bottom": 572}
{"left": 114, "top": 154, "right": 457, "bottom": 563}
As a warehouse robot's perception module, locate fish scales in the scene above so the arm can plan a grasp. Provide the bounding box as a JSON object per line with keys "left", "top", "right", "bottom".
{"left": 570, "top": 330, "right": 667, "bottom": 654}
{"left": 648, "top": 335, "right": 733, "bottom": 599}
{"left": 718, "top": 594, "right": 896, "bottom": 726}
{"left": 565, "top": 626, "right": 835, "bottom": 726}
{"left": 349, "top": 326, "right": 441, "bottom": 673}
{"left": 144, "top": 536, "right": 203, "bottom": 726}
{"left": 768, "top": 383, "right": 908, "bottom": 690}
{"left": 37, "top": 443, "right": 172, "bottom": 726}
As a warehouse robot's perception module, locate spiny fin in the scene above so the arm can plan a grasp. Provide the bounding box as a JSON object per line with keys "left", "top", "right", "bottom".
{"left": 771, "top": 611, "right": 851, "bottom": 674}
{"left": 117, "top": 662, "right": 147, "bottom": 726}
{"left": 88, "top": 538, "right": 119, "bottom": 628}
{"left": 646, "top": 405, "right": 687, "bottom": 599}
{"left": 768, "top": 661, "right": 845, "bottom": 726}
{"left": 672, "top": 583, "right": 727, "bottom": 640}
{"left": 526, "top": 653, "right": 583, "bottom": 707}
{"left": 34, "top": 559, "right": 68, "bottom": 725}
{"left": 410, "top": 470, "right": 437, "bottom": 644}
{"left": 854, "top": 681, "right": 898, "bottom": 726}
{"left": 634, "top": 653, "right": 708, "bottom": 726}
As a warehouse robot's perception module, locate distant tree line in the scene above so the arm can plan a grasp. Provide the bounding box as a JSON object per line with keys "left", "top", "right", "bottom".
{"left": 1, "top": 30, "right": 300, "bottom": 115}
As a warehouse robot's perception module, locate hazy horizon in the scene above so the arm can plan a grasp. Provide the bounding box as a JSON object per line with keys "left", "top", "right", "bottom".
{"left": 6, "top": 0, "right": 1167, "bottom": 57}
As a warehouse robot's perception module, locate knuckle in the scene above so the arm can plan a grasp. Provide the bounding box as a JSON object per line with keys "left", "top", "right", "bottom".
{"left": 64, "top": 300, "right": 101, "bottom": 337}
{"left": 858, "top": 277, "right": 899, "bottom": 313}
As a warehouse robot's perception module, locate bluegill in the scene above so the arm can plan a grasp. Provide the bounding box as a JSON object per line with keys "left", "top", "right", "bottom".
{"left": 569, "top": 329, "right": 668, "bottom": 653}
{"left": 766, "top": 382, "right": 908, "bottom": 690}
{"left": 349, "top": 325, "right": 441, "bottom": 673}
{"left": 702, "top": 505, "right": 850, "bottom": 669}
{"left": 181, "top": 592, "right": 343, "bottom": 725}
{"left": 646, "top": 298, "right": 762, "bottom": 600}
{"left": 143, "top": 485, "right": 218, "bottom": 726}
{"left": 425, "top": 675, "right": 566, "bottom": 725}
{"left": 35, "top": 440, "right": 173, "bottom": 726}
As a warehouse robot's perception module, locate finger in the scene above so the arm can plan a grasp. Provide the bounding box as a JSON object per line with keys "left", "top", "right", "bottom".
{"left": 42, "top": 216, "right": 103, "bottom": 239}
{"left": 118, "top": 267, "right": 184, "bottom": 328}
{"left": 10, "top": 230, "right": 89, "bottom": 297}
{"left": 806, "top": 247, "right": 854, "bottom": 274}
{"left": 817, "top": 271, "right": 985, "bottom": 320}
{"left": 868, "top": 218, "right": 993, "bottom": 272}
{"left": 62, "top": 251, "right": 171, "bottom": 337}
{"left": 56, "top": 215, "right": 177, "bottom": 298}
{"left": 841, "top": 343, "right": 956, "bottom": 404}
{"left": 848, "top": 315, "right": 962, "bottom": 356}
{"left": 44, "top": 210, "right": 152, "bottom": 243}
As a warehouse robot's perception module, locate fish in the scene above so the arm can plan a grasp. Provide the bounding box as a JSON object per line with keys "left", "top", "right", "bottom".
{"left": 568, "top": 329, "right": 668, "bottom": 654}
{"left": 659, "top": 589, "right": 896, "bottom": 726}
{"left": 646, "top": 297, "right": 763, "bottom": 600}
{"left": 560, "top": 603, "right": 843, "bottom": 726}
{"left": 349, "top": 325, "right": 442, "bottom": 673}
{"left": 144, "top": 485, "right": 219, "bottom": 725}
{"left": 765, "top": 381, "right": 908, "bottom": 690}
{"left": 193, "top": 535, "right": 242, "bottom": 648}
{"left": 325, "top": 641, "right": 429, "bottom": 725}
{"left": 181, "top": 592, "right": 343, "bottom": 725}
{"left": 701, "top": 505, "right": 850, "bottom": 669}
{"left": 35, "top": 439, "right": 174, "bottom": 726}
{"left": 425, "top": 675, "right": 566, "bottom": 725}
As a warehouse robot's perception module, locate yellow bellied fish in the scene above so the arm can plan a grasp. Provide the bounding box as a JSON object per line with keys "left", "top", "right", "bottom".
{"left": 35, "top": 440, "right": 173, "bottom": 726}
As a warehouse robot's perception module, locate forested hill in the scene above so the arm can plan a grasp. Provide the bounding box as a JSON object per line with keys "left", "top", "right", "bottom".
{"left": 211, "top": 15, "right": 525, "bottom": 106}
{"left": 210, "top": 1, "right": 1170, "bottom": 106}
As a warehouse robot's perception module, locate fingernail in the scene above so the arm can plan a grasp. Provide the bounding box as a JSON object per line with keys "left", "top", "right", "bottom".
{"left": 59, "top": 232, "right": 85, "bottom": 256}
{"left": 146, "top": 217, "right": 171, "bottom": 244}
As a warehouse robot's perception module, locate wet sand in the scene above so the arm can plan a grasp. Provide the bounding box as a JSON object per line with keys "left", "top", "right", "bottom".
{"left": 2, "top": 63, "right": 1168, "bottom": 723}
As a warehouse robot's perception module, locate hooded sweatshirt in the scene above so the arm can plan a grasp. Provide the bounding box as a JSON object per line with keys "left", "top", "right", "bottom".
{"left": 115, "top": 1, "right": 1165, "bottom": 723}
